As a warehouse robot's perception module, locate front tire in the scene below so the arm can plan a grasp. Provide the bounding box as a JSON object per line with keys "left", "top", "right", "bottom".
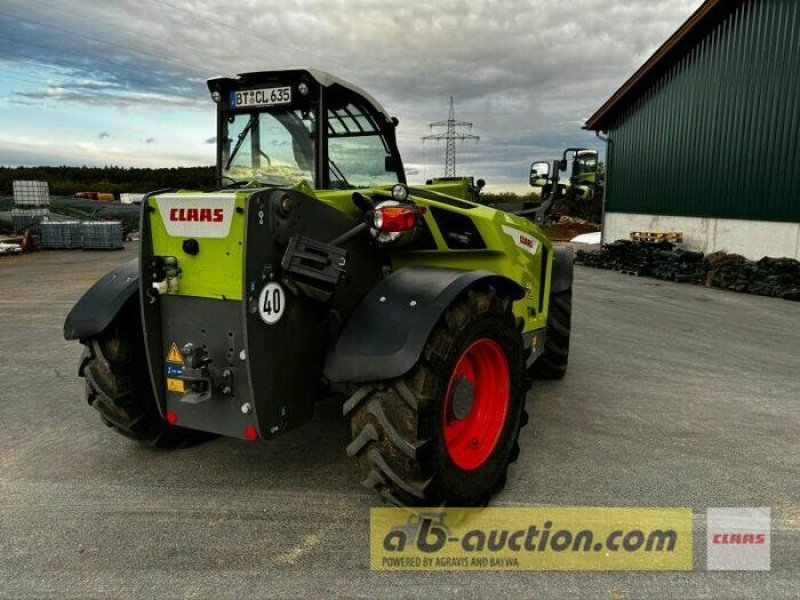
{"left": 78, "top": 302, "right": 208, "bottom": 448}
{"left": 529, "top": 288, "right": 572, "bottom": 380}
{"left": 344, "top": 288, "right": 528, "bottom": 506}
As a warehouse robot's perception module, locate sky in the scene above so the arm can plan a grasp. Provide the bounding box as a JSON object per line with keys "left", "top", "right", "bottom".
{"left": 0, "top": 0, "right": 703, "bottom": 192}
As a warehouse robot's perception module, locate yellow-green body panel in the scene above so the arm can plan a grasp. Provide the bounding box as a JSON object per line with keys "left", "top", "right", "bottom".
{"left": 146, "top": 179, "right": 553, "bottom": 334}
{"left": 392, "top": 199, "right": 552, "bottom": 334}
{"left": 147, "top": 190, "right": 248, "bottom": 301}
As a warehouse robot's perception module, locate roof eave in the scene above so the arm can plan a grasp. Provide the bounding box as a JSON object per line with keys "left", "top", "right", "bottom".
{"left": 585, "top": 0, "right": 744, "bottom": 131}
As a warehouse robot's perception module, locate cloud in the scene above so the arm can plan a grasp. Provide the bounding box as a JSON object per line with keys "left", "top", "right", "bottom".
{"left": 98, "top": 131, "right": 110, "bottom": 139}
{"left": 18, "top": 82, "right": 208, "bottom": 109}
{"left": 0, "top": 0, "right": 705, "bottom": 184}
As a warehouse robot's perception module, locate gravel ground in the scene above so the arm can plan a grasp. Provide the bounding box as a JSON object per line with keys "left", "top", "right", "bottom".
{"left": 0, "top": 244, "right": 798, "bottom": 599}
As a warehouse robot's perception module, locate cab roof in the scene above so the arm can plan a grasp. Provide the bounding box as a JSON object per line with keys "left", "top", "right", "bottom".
{"left": 206, "top": 68, "right": 393, "bottom": 122}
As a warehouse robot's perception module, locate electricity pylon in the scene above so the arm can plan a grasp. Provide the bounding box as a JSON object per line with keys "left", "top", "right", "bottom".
{"left": 422, "top": 96, "right": 479, "bottom": 177}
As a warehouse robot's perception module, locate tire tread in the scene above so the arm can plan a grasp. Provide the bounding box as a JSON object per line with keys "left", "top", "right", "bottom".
{"left": 78, "top": 303, "right": 211, "bottom": 449}
{"left": 346, "top": 288, "right": 528, "bottom": 506}
{"left": 529, "top": 288, "right": 572, "bottom": 380}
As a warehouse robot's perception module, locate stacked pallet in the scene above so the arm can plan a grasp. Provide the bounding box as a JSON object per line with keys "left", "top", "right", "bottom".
{"left": 630, "top": 231, "right": 684, "bottom": 243}
{"left": 576, "top": 240, "right": 800, "bottom": 301}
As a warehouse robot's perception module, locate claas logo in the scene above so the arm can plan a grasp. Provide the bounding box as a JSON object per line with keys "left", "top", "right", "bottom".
{"left": 169, "top": 207, "right": 224, "bottom": 223}
{"left": 519, "top": 235, "right": 534, "bottom": 249}
{"left": 712, "top": 533, "right": 766, "bottom": 545}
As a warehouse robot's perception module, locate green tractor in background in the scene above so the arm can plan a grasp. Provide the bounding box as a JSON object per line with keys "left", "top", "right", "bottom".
{"left": 530, "top": 148, "right": 603, "bottom": 224}
{"left": 63, "top": 69, "right": 574, "bottom": 507}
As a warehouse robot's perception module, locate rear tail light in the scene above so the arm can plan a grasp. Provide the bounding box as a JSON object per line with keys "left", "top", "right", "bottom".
{"left": 373, "top": 206, "right": 416, "bottom": 232}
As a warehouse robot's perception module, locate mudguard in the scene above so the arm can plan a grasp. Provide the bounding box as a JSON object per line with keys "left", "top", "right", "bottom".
{"left": 63, "top": 259, "right": 139, "bottom": 341}
{"left": 551, "top": 246, "right": 575, "bottom": 294}
{"left": 323, "top": 266, "right": 525, "bottom": 383}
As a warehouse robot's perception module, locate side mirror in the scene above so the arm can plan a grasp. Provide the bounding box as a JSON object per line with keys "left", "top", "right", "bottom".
{"left": 530, "top": 161, "right": 549, "bottom": 186}
{"left": 472, "top": 178, "right": 486, "bottom": 203}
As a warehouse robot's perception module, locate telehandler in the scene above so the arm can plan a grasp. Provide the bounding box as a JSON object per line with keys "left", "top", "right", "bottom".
{"left": 64, "top": 69, "right": 573, "bottom": 506}
{"left": 529, "top": 148, "right": 601, "bottom": 224}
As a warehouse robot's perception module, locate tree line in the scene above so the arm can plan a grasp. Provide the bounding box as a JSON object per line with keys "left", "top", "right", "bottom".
{"left": 1, "top": 166, "right": 592, "bottom": 218}
{"left": 0, "top": 165, "right": 217, "bottom": 197}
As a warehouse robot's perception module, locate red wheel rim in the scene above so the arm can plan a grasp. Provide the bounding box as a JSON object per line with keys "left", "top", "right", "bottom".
{"left": 442, "top": 338, "right": 510, "bottom": 470}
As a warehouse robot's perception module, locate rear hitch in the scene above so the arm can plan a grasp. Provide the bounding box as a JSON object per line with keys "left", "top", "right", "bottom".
{"left": 179, "top": 343, "right": 234, "bottom": 404}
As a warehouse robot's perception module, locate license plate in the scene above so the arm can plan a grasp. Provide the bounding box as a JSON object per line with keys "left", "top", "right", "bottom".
{"left": 230, "top": 86, "right": 291, "bottom": 108}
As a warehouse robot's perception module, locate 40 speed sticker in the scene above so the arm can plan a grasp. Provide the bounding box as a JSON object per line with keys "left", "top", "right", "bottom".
{"left": 258, "top": 282, "right": 286, "bottom": 325}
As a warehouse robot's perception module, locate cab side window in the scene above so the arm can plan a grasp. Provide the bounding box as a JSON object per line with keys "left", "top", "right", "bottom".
{"left": 326, "top": 102, "right": 399, "bottom": 190}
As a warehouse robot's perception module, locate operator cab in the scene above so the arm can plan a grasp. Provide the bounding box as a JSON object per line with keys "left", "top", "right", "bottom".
{"left": 207, "top": 69, "right": 405, "bottom": 190}
{"left": 571, "top": 150, "right": 598, "bottom": 184}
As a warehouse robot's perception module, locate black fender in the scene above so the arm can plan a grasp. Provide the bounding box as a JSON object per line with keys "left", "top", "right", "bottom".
{"left": 551, "top": 246, "right": 574, "bottom": 294}
{"left": 63, "top": 259, "right": 139, "bottom": 341}
{"left": 323, "top": 266, "right": 525, "bottom": 383}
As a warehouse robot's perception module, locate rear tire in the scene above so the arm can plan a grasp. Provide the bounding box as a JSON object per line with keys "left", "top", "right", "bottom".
{"left": 78, "top": 302, "right": 209, "bottom": 449}
{"left": 344, "top": 288, "right": 528, "bottom": 506}
{"left": 529, "top": 288, "right": 572, "bottom": 380}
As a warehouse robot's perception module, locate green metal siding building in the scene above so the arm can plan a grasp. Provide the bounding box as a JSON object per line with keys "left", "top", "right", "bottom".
{"left": 586, "top": 0, "right": 800, "bottom": 259}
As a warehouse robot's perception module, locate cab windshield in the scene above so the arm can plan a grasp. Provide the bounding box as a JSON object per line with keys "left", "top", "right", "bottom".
{"left": 220, "top": 98, "right": 399, "bottom": 189}
{"left": 221, "top": 110, "right": 315, "bottom": 186}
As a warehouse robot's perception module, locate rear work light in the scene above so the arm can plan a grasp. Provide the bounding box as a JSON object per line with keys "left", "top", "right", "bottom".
{"left": 373, "top": 206, "right": 417, "bottom": 232}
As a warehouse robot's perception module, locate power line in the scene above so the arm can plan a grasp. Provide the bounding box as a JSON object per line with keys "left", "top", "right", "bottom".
{"left": 0, "top": 72, "right": 49, "bottom": 86}
{"left": 0, "top": 8, "right": 213, "bottom": 78}
{"left": 0, "top": 39, "right": 196, "bottom": 92}
{"left": 0, "top": 56, "right": 206, "bottom": 107}
{"left": 27, "top": 0, "right": 233, "bottom": 74}
{"left": 0, "top": 57, "right": 72, "bottom": 79}
{"left": 149, "top": 0, "right": 356, "bottom": 75}
{"left": 422, "top": 97, "right": 479, "bottom": 178}
{"left": 0, "top": 46, "right": 133, "bottom": 80}
{"left": 0, "top": 0, "right": 356, "bottom": 101}
{"left": 0, "top": 34, "right": 219, "bottom": 109}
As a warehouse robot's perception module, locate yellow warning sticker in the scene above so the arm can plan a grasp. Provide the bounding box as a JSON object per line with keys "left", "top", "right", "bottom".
{"left": 166, "top": 342, "right": 184, "bottom": 365}
{"left": 166, "top": 378, "right": 185, "bottom": 393}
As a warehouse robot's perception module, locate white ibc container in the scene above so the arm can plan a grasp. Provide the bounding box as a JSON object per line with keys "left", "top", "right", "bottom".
{"left": 81, "top": 221, "right": 124, "bottom": 250}
{"left": 40, "top": 221, "right": 84, "bottom": 249}
{"left": 11, "top": 207, "right": 50, "bottom": 232}
{"left": 13, "top": 180, "right": 50, "bottom": 208}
